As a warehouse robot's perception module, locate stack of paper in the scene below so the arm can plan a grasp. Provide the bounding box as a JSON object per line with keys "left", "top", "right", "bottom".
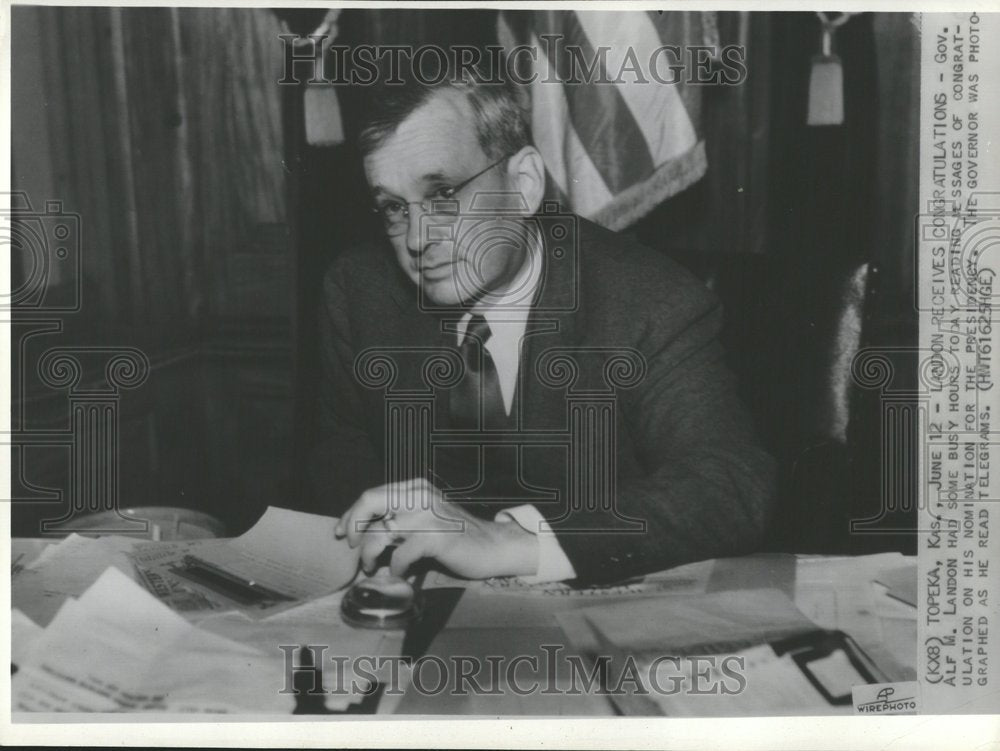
{"left": 874, "top": 565, "right": 918, "bottom": 608}
{"left": 554, "top": 588, "right": 864, "bottom": 716}
{"left": 794, "top": 552, "right": 916, "bottom": 681}
{"left": 12, "top": 568, "right": 296, "bottom": 714}
{"left": 11, "top": 533, "right": 141, "bottom": 627}
{"left": 12, "top": 508, "right": 399, "bottom": 714}
{"left": 557, "top": 588, "right": 815, "bottom": 656}
{"left": 11, "top": 609, "right": 44, "bottom": 668}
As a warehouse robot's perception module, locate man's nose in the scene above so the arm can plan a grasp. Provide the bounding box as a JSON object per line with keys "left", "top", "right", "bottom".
{"left": 404, "top": 204, "right": 427, "bottom": 257}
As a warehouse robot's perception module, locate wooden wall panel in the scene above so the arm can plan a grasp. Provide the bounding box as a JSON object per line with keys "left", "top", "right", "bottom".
{"left": 15, "top": 6, "right": 288, "bottom": 330}
{"left": 11, "top": 7, "right": 295, "bottom": 535}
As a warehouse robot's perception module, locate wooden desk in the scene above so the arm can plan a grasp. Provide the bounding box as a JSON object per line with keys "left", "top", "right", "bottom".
{"left": 10, "top": 541, "right": 916, "bottom": 717}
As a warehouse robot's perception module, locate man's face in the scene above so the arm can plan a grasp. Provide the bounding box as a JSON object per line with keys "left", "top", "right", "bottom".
{"left": 363, "top": 91, "right": 528, "bottom": 306}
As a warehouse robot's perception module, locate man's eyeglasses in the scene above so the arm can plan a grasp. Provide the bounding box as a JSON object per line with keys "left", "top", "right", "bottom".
{"left": 371, "top": 154, "right": 511, "bottom": 236}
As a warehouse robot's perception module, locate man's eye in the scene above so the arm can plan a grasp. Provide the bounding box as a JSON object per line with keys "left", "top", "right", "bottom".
{"left": 379, "top": 202, "right": 404, "bottom": 217}
{"left": 434, "top": 186, "right": 456, "bottom": 200}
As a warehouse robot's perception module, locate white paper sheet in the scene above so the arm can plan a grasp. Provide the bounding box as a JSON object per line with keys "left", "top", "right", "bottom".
{"left": 874, "top": 565, "right": 918, "bottom": 608}
{"left": 558, "top": 589, "right": 855, "bottom": 717}
{"left": 11, "top": 568, "right": 295, "bottom": 714}
{"left": 199, "top": 507, "right": 360, "bottom": 596}
{"left": 11, "top": 533, "right": 141, "bottom": 627}
{"left": 573, "top": 588, "right": 817, "bottom": 654}
{"left": 793, "top": 553, "right": 918, "bottom": 659}
{"left": 633, "top": 644, "right": 850, "bottom": 717}
{"left": 11, "top": 608, "right": 44, "bottom": 669}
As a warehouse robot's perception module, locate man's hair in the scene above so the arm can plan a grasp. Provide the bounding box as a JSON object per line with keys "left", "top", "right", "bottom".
{"left": 357, "top": 68, "right": 530, "bottom": 161}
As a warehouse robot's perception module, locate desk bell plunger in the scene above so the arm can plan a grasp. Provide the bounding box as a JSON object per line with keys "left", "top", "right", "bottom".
{"left": 340, "top": 512, "right": 423, "bottom": 630}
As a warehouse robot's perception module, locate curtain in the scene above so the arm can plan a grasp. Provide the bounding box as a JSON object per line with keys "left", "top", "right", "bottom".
{"left": 12, "top": 6, "right": 287, "bottom": 334}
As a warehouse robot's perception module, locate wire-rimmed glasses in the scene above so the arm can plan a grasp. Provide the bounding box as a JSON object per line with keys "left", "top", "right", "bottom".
{"left": 371, "top": 154, "right": 511, "bottom": 236}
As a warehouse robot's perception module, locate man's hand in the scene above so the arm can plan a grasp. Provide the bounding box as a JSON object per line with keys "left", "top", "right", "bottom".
{"left": 334, "top": 478, "right": 540, "bottom": 580}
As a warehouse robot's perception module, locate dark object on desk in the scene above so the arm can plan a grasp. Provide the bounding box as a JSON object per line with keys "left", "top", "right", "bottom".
{"left": 291, "top": 645, "right": 384, "bottom": 716}
{"left": 297, "top": 585, "right": 464, "bottom": 714}
{"left": 171, "top": 555, "right": 294, "bottom": 608}
{"left": 771, "top": 629, "right": 888, "bottom": 705}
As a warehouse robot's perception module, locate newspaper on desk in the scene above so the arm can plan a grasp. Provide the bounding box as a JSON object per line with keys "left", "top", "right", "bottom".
{"left": 423, "top": 557, "right": 715, "bottom": 597}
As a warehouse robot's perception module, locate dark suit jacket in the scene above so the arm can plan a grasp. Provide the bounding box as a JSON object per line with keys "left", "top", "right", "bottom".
{"left": 308, "top": 215, "right": 775, "bottom": 584}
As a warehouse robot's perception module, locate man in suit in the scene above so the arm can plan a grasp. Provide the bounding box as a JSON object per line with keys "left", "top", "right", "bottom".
{"left": 315, "top": 72, "right": 775, "bottom": 584}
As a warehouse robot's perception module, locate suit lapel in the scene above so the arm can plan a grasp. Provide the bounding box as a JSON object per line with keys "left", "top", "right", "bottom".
{"left": 516, "top": 223, "right": 586, "bottom": 430}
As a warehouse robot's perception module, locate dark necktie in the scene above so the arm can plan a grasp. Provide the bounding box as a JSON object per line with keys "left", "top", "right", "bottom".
{"left": 450, "top": 314, "right": 506, "bottom": 429}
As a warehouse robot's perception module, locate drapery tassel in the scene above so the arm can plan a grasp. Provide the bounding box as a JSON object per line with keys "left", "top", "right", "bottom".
{"left": 282, "top": 9, "right": 345, "bottom": 146}
{"left": 807, "top": 12, "right": 857, "bottom": 127}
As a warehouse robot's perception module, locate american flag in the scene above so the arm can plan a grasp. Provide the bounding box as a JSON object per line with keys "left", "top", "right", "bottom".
{"left": 499, "top": 11, "right": 715, "bottom": 231}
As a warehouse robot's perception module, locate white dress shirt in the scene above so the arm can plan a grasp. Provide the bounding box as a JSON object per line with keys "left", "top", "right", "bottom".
{"left": 453, "top": 235, "right": 577, "bottom": 583}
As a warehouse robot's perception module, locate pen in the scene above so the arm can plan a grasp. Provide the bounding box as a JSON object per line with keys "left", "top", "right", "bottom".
{"left": 175, "top": 554, "right": 295, "bottom": 604}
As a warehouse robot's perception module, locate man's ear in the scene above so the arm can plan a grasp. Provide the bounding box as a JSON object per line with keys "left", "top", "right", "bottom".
{"left": 506, "top": 145, "right": 546, "bottom": 215}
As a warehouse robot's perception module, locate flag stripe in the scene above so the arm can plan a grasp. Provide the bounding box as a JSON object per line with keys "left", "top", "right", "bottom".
{"left": 531, "top": 32, "right": 614, "bottom": 217}
{"left": 498, "top": 10, "right": 708, "bottom": 230}
{"left": 546, "top": 11, "right": 655, "bottom": 195}
{"left": 574, "top": 11, "right": 698, "bottom": 164}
